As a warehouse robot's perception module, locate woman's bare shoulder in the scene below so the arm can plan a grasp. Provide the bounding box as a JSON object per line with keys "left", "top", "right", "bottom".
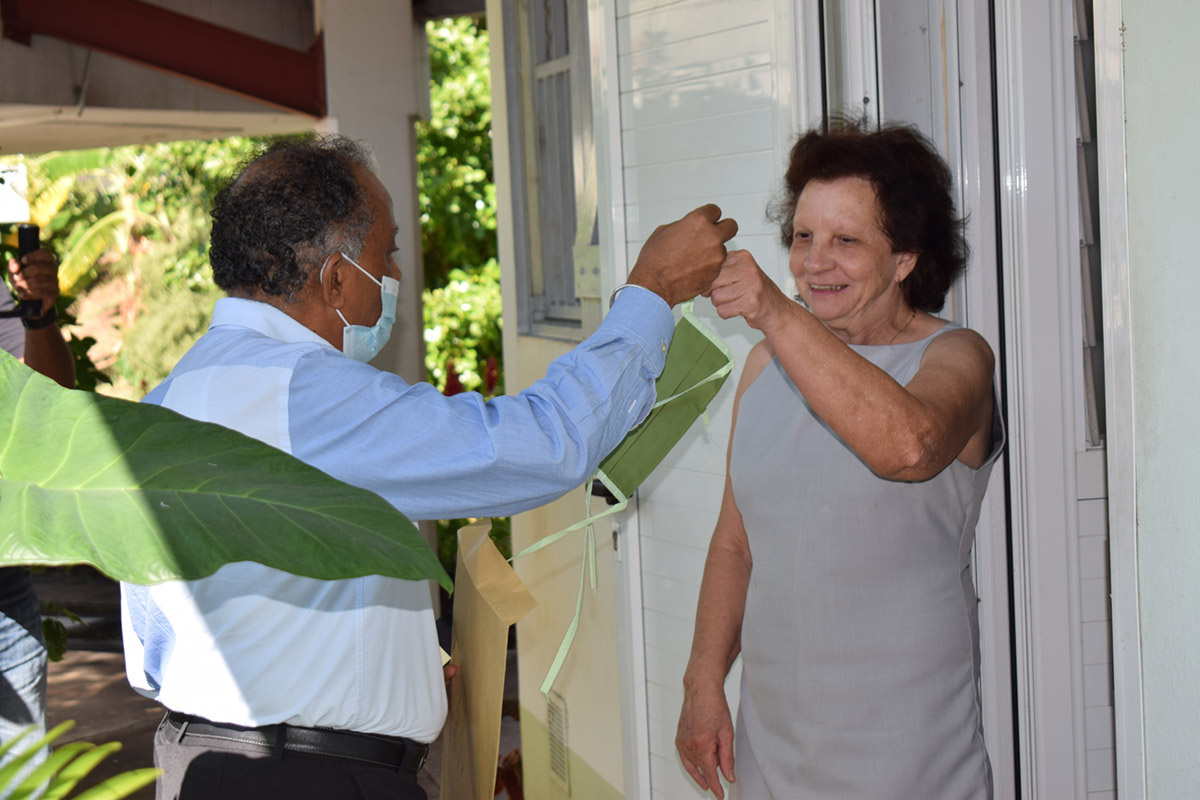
{"left": 924, "top": 325, "right": 995, "bottom": 374}
{"left": 738, "top": 339, "right": 775, "bottom": 394}
{"left": 914, "top": 325, "right": 996, "bottom": 420}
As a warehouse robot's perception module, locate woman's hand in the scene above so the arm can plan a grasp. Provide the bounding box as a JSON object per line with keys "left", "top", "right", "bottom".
{"left": 627, "top": 204, "right": 739, "bottom": 307}
{"left": 676, "top": 680, "right": 736, "bottom": 799}
{"left": 709, "top": 249, "right": 792, "bottom": 333}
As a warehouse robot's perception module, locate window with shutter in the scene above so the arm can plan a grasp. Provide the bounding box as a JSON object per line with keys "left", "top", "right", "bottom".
{"left": 502, "top": 0, "right": 599, "bottom": 339}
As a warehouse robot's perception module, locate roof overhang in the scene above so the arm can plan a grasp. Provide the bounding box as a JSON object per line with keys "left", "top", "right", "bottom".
{"left": 0, "top": 0, "right": 325, "bottom": 117}
{"left": 412, "top": 0, "right": 486, "bottom": 22}
{"left": 0, "top": 104, "right": 318, "bottom": 155}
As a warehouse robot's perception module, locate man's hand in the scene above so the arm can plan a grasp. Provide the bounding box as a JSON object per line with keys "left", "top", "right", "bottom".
{"left": 627, "top": 205, "right": 738, "bottom": 307}
{"left": 676, "top": 680, "right": 736, "bottom": 799}
{"left": 709, "top": 249, "right": 792, "bottom": 332}
{"left": 8, "top": 248, "right": 60, "bottom": 316}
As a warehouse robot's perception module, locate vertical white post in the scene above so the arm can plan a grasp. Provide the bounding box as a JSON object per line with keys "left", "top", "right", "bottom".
{"left": 823, "top": 0, "right": 880, "bottom": 121}
{"left": 1092, "top": 0, "right": 1144, "bottom": 796}
{"left": 318, "top": 0, "right": 427, "bottom": 387}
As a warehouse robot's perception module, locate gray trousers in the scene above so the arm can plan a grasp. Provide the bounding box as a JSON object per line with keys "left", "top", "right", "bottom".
{"left": 152, "top": 714, "right": 427, "bottom": 800}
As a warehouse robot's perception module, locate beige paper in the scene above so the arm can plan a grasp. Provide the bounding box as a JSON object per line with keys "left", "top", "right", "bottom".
{"left": 439, "top": 521, "right": 537, "bottom": 799}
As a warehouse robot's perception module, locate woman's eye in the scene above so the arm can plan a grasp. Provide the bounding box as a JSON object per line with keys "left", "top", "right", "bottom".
{"left": 793, "top": 231, "right": 811, "bottom": 243}
{"left": 838, "top": 236, "right": 855, "bottom": 245}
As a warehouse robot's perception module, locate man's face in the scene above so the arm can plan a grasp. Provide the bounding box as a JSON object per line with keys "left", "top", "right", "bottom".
{"left": 338, "top": 168, "right": 402, "bottom": 327}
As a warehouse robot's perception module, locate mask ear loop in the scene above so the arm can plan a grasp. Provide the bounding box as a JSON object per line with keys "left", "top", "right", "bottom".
{"left": 318, "top": 253, "right": 352, "bottom": 328}
{"left": 318, "top": 253, "right": 335, "bottom": 283}
{"left": 321, "top": 252, "right": 386, "bottom": 331}
{"left": 319, "top": 252, "right": 380, "bottom": 285}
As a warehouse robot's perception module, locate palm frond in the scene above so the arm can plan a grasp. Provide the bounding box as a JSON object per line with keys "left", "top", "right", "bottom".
{"left": 27, "top": 151, "right": 114, "bottom": 183}
{"left": 29, "top": 177, "right": 74, "bottom": 229}
{"left": 0, "top": 720, "right": 159, "bottom": 800}
{"left": 58, "top": 210, "right": 139, "bottom": 296}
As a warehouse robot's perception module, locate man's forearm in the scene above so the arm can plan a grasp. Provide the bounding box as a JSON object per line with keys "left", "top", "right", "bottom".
{"left": 24, "top": 325, "right": 75, "bottom": 388}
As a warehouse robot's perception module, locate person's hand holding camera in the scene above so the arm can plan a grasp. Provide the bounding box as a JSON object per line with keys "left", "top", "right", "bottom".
{"left": 8, "top": 247, "right": 60, "bottom": 328}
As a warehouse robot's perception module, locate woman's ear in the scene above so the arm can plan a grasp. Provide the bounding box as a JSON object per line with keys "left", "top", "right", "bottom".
{"left": 894, "top": 251, "right": 919, "bottom": 284}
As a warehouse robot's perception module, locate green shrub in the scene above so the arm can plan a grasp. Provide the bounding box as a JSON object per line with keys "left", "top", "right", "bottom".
{"left": 417, "top": 17, "right": 496, "bottom": 290}
{"left": 423, "top": 259, "right": 503, "bottom": 396}
{"left": 114, "top": 241, "right": 220, "bottom": 396}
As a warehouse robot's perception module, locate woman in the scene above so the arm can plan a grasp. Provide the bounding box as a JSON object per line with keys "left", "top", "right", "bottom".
{"left": 676, "top": 120, "right": 1003, "bottom": 799}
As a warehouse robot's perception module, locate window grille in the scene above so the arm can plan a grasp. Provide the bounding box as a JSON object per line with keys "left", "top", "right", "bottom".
{"left": 1075, "top": 0, "right": 1106, "bottom": 447}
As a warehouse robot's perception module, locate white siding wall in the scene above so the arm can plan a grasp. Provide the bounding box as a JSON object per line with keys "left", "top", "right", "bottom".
{"left": 1120, "top": 1, "right": 1200, "bottom": 794}
{"left": 1076, "top": 458, "right": 1117, "bottom": 797}
{"left": 614, "top": 0, "right": 801, "bottom": 796}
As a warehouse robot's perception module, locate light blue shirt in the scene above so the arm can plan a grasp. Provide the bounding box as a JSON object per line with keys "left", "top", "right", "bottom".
{"left": 120, "top": 287, "right": 673, "bottom": 740}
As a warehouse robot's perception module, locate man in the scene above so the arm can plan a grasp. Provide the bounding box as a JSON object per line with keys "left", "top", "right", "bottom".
{"left": 119, "top": 136, "right": 737, "bottom": 799}
{"left": 0, "top": 244, "right": 74, "bottom": 772}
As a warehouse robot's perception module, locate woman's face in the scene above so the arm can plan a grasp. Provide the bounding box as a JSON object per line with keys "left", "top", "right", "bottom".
{"left": 789, "top": 176, "right": 917, "bottom": 342}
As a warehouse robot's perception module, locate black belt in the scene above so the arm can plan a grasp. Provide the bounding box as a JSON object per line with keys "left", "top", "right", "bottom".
{"left": 164, "top": 712, "right": 428, "bottom": 773}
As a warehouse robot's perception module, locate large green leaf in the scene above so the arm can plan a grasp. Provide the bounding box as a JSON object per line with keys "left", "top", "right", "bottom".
{"left": 0, "top": 351, "right": 451, "bottom": 591}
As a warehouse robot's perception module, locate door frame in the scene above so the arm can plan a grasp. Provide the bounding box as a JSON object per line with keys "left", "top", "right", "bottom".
{"left": 1092, "top": 0, "right": 1143, "bottom": 795}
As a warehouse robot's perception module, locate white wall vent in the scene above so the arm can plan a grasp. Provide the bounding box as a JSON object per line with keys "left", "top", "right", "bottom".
{"left": 547, "top": 690, "right": 571, "bottom": 793}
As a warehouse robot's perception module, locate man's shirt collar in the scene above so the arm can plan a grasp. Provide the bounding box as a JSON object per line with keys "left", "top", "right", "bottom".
{"left": 211, "top": 296, "right": 333, "bottom": 349}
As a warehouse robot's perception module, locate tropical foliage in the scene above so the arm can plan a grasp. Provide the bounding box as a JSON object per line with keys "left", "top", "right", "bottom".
{"left": 424, "top": 260, "right": 503, "bottom": 396}
{"left": 0, "top": 721, "right": 159, "bottom": 800}
{"left": 0, "top": 137, "right": 260, "bottom": 396}
{"left": 86, "top": 138, "right": 260, "bottom": 396}
{"left": 417, "top": 17, "right": 497, "bottom": 291}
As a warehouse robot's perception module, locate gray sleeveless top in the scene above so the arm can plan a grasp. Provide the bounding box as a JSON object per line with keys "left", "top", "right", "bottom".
{"left": 730, "top": 323, "right": 1003, "bottom": 799}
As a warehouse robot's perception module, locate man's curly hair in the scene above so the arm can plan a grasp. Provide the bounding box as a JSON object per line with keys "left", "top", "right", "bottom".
{"left": 770, "top": 117, "right": 969, "bottom": 313}
{"left": 209, "top": 136, "right": 376, "bottom": 301}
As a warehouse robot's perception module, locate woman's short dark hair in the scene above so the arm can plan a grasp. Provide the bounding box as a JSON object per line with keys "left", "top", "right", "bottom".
{"left": 770, "top": 117, "right": 968, "bottom": 312}
{"left": 209, "top": 135, "right": 375, "bottom": 301}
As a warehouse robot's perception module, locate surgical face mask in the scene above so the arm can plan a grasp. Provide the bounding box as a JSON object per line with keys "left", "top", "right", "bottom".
{"left": 321, "top": 252, "right": 400, "bottom": 363}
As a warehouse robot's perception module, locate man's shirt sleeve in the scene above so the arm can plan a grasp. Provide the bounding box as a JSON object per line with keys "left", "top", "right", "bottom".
{"left": 288, "top": 286, "right": 674, "bottom": 520}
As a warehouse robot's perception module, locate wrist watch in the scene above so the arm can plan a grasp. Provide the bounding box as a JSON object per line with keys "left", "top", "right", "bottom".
{"left": 22, "top": 305, "right": 57, "bottom": 330}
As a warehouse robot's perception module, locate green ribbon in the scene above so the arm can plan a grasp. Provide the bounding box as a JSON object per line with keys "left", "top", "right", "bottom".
{"left": 509, "top": 302, "right": 733, "bottom": 695}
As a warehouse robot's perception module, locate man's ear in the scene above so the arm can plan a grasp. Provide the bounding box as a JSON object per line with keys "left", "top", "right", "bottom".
{"left": 320, "top": 253, "right": 348, "bottom": 308}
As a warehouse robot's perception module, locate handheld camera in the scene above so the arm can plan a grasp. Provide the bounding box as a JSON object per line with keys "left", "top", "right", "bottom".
{"left": 1, "top": 223, "right": 44, "bottom": 320}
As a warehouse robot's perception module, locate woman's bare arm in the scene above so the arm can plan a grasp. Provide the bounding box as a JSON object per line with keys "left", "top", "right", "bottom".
{"left": 676, "top": 341, "right": 770, "bottom": 798}
{"left": 710, "top": 251, "right": 994, "bottom": 481}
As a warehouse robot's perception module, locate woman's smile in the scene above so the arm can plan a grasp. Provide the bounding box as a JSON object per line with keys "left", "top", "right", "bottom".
{"left": 790, "top": 176, "right": 917, "bottom": 343}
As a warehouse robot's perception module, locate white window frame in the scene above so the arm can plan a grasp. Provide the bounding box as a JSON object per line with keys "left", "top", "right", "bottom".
{"left": 1093, "top": 0, "right": 1143, "bottom": 795}
{"left": 820, "top": 0, "right": 880, "bottom": 122}
{"left": 500, "top": 0, "right": 601, "bottom": 340}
